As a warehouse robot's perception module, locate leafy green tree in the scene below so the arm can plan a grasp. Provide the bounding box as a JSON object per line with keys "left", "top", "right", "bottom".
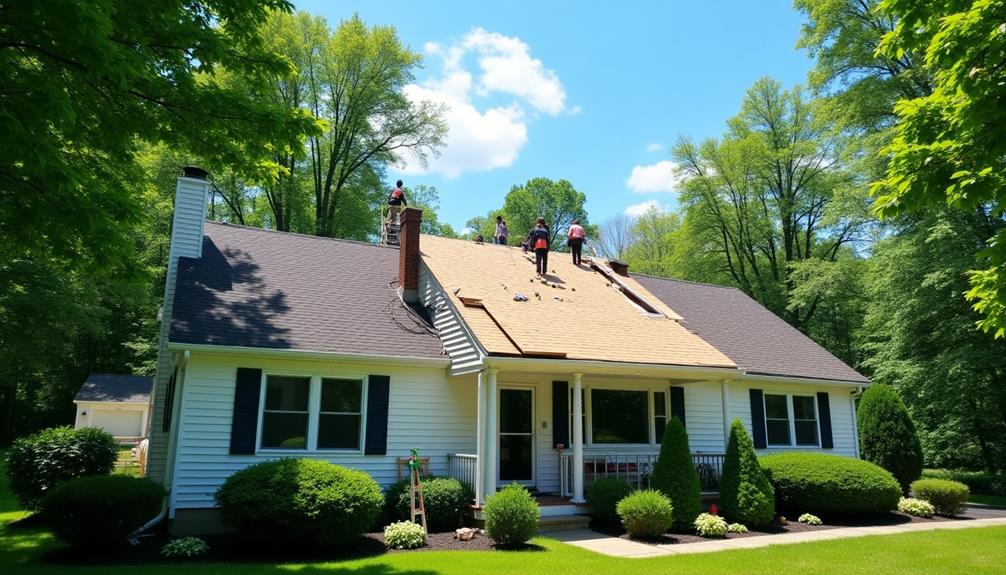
{"left": 862, "top": 211, "right": 1006, "bottom": 476}
{"left": 870, "top": 0, "right": 1006, "bottom": 336}
{"left": 406, "top": 185, "right": 458, "bottom": 238}
{"left": 649, "top": 417, "right": 701, "bottom": 530}
{"left": 622, "top": 209, "right": 680, "bottom": 276}
{"left": 720, "top": 419, "right": 775, "bottom": 527}
{"left": 857, "top": 384, "right": 924, "bottom": 494}
{"left": 502, "top": 177, "right": 591, "bottom": 250}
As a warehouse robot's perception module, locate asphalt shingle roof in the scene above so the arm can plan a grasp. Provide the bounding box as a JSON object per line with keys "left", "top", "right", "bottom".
{"left": 633, "top": 274, "right": 868, "bottom": 383}
{"left": 74, "top": 374, "right": 153, "bottom": 403}
{"left": 169, "top": 222, "right": 444, "bottom": 360}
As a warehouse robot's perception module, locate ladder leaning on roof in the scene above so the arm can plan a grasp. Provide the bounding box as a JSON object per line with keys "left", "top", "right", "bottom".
{"left": 380, "top": 204, "right": 401, "bottom": 246}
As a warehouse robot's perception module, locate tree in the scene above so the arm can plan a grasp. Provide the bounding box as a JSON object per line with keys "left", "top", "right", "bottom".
{"left": 649, "top": 417, "right": 701, "bottom": 530}
{"left": 870, "top": 0, "right": 1006, "bottom": 336}
{"left": 861, "top": 211, "right": 1006, "bottom": 476}
{"left": 720, "top": 419, "right": 775, "bottom": 527}
{"left": 501, "top": 177, "right": 591, "bottom": 251}
{"left": 406, "top": 185, "right": 458, "bottom": 238}
{"left": 597, "top": 214, "right": 636, "bottom": 260}
{"left": 623, "top": 208, "right": 680, "bottom": 276}
{"left": 857, "top": 384, "right": 924, "bottom": 494}
{"left": 303, "top": 15, "right": 446, "bottom": 238}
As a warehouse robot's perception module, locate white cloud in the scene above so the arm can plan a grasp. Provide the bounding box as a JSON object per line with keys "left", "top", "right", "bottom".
{"left": 625, "top": 160, "right": 684, "bottom": 193}
{"left": 397, "top": 29, "right": 568, "bottom": 178}
{"left": 624, "top": 200, "right": 664, "bottom": 217}
{"left": 646, "top": 143, "right": 663, "bottom": 152}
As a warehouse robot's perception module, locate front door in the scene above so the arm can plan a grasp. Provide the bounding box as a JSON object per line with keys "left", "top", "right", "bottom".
{"left": 498, "top": 387, "right": 535, "bottom": 485}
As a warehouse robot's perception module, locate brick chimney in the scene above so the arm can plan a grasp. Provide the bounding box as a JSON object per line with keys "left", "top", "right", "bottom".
{"left": 398, "top": 207, "right": 423, "bottom": 304}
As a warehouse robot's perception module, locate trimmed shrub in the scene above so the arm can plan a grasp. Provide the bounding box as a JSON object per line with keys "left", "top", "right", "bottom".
{"left": 384, "top": 521, "right": 426, "bottom": 549}
{"left": 857, "top": 384, "right": 924, "bottom": 494}
{"left": 760, "top": 452, "right": 901, "bottom": 517}
{"left": 586, "top": 478, "right": 633, "bottom": 525}
{"left": 911, "top": 478, "right": 969, "bottom": 516}
{"left": 693, "top": 512, "right": 727, "bottom": 538}
{"left": 482, "top": 483, "right": 540, "bottom": 547}
{"left": 6, "top": 426, "right": 119, "bottom": 510}
{"left": 162, "top": 537, "right": 210, "bottom": 558}
{"left": 40, "top": 475, "right": 163, "bottom": 547}
{"left": 649, "top": 417, "right": 702, "bottom": 530}
{"left": 385, "top": 476, "right": 469, "bottom": 532}
{"left": 215, "top": 459, "right": 383, "bottom": 546}
{"left": 616, "top": 489, "right": 673, "bottom": 539}
{"left": 898, "top": 497, "right": 935, "bottom": 518}
{"left": 921, "top": 469, "right": 997, "bottom": 493}
{"left": 727, "top": 522, "right": 748, "bottom": 533}
{"left": 720, "top": 419, "right": 775, "bottom": 527}
{"left": 798, "top": 513, "right": 822, "bottom": 525}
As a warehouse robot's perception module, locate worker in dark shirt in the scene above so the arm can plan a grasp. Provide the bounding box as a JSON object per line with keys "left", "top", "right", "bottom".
{"left": 529, "top": 217, "right": 550, "bottom": 275}
{"left": 387, "top": 179, "right": 407, "bottom": 223}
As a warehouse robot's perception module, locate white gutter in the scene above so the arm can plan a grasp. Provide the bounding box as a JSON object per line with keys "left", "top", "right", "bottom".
{"left": 485, "top": 356, "right": 737, "bottom": 380}
{"left": 166, "top": 342, "right": 450, "bottom": 368}
{"left": 738, "top": 372, "right": 871, "bottom": 388}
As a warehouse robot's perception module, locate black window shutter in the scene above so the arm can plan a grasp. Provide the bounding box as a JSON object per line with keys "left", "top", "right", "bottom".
{"left": 364, "top": 375, "right": 391, "bottom": 455}
{"left": 750, "top": 388, "right": 767, "bottom": 449}
{"left": 552, "top": 381, "right": 569, "bottom": 448}
{"left": 817, "top": 392, "right": 834, "bottom": 449}
{"left": 670, "top": 386, "right": 686, "bottom": 427}
{"left": 230, "top": 368, "right": 262, "bottom": 455}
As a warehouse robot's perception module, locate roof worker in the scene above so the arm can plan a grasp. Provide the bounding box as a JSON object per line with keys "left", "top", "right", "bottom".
{"left": 387, "top": 179, "right": 407, "bottom": 223}
{"left": 495, "top": 215, "right": 509, "bottom": 245}
{"left": 567, "top": 218, "right": 586, "bottom": 265}
{"left": 529, "top": 217, "right": 550, "bottom": 276}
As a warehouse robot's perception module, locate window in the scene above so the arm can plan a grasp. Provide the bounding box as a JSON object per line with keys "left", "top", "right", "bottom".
{"left": 261, "top": 376, "right": 310, "bottom": 449}
{"left": 763, "top": 393, "right": 818, "bottom": 447}
{"left": 590, "top": 389, "right": 648, "bottom": 444}
{"left": 318, "top": 378, "right": 363, "bottom": 450}
{"left": 259, "top": 374, "right": 366, "bottom": 451}
{"left": 653, "top": 391, "right": 667, "bottom": 442}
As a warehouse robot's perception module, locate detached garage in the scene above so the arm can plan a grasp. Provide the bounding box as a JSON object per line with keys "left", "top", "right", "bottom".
{"left": 73, "top": 374, "right": 153, "bottom": 443}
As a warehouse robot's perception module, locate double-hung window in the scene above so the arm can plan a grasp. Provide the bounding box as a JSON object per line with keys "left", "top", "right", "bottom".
{"left": 764, "top": 393, "right": 818, "bottom": 447}
{"left": 259, "top": 374, "right": 365, "bottom": 451}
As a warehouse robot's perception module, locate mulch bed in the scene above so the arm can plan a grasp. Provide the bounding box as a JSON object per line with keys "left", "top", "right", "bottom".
{"left": 593, "top": 511, "right": 970, "bottom": 546}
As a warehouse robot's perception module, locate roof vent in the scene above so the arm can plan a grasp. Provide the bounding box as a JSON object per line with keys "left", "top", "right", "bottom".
{"left": 608, "top": 259, "right": 629, "bottom": 276}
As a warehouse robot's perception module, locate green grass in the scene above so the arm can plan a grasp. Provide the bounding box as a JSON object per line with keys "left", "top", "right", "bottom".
{"left": 2, "top": 449, "right": 1005, "bottom": 574}
{"left": 970, "top": 493, "right": 1006, "bottom": 507}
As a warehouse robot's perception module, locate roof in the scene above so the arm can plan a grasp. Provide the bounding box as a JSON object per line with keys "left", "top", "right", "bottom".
{"left": 169, "top": 222, "right": 444, "bottom": 360}
{"left": 633, "top": 275, "right": 869, "bottom": 384}
{"left": 419, "top": 235, "right": 736, "bottom": 368}
{"left": 74, "top": 374, "right": 153, "bottom": 403}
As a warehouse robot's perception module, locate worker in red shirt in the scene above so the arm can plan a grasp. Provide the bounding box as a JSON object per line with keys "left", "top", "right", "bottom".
{"left": 387, "top": 179, "right": 407, "bottom": 223}
{"left": 529, "top": 217, "right": 550, "bottom": 275}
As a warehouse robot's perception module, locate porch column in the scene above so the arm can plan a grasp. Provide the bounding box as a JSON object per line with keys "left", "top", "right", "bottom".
{"left": 483, "top": 368, "right": 499, "bottom": 501}
{"left": 475, "top": 372, "right": 486, "bottom": 505}
{"left": 571, "top": 372, "right": 585, "bottom": 503}
{"left": 721, "top": 380, "right": 732, "bottom": 448}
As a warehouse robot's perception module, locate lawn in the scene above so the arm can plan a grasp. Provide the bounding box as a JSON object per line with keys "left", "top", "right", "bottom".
{"left": 1, "top": 452, "right": 1004, "bottom": 574}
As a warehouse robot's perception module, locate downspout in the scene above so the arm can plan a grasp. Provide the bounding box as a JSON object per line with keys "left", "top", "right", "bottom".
{"left": 850, "top": 386, "right": 864, "bottom": 459}
{"left": 131, "top": 349, "right": 189, "bottom": 542}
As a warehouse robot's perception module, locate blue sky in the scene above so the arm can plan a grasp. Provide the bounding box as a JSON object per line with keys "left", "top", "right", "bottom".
{"left": 295, "top": 0, "right": 813, "bottom": 232}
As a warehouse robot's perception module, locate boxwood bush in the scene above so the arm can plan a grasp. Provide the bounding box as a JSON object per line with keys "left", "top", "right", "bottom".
{"left": 6, "top": 426, "right": 119, "bottom": 510}
{"left": 482, "top": 483, "right": 540, "bottom": 547}
{"left": 650, "top": 417, "right": 702, "bottom": 530}
{"left": 911, "top": 478, "right": 969, "bottom": 516}
{"left": 40, "top": 475, "right": 163, "bottom": 547}
{"left": 921, "top": 469, "right": 997, "bottom": 493}
{"left": 215, "top": 458, "right": 383, "bottom": 546}
{"left": 385, "top": 476, "right": 469, "bottom": 532}
{"left": 760, "top": 452, "right": 901, "bottom": 517}
{"left": 586, "top": 478, "right": 633, "bottom": 525}
{"left": 616, "top": 489, "right": 674, "bottom": 539}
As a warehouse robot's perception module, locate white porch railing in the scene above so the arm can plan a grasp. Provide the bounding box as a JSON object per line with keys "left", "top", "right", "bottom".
{"left": 447, "top": 453, "right": 478, "bottom": 495}
{"left": 559, "top": 452, "right": 726, "bottom": 497}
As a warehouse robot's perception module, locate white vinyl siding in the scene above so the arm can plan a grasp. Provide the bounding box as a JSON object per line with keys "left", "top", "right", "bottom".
{"left": 419, "top": 261, "right": 483, "bottom": 374}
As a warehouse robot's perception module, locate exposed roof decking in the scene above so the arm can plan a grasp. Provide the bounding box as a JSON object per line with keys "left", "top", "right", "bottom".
{"left": 419, "top": 235, "right": 735, "bottom": 368}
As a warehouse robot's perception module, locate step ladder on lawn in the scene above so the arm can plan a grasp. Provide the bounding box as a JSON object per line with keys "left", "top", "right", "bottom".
{"left": 409, "top": 448, "right": 428, "bottom": 533}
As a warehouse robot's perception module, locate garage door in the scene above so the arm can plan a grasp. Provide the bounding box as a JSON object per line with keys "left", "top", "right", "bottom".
{"left": 89, "top": 410, "right": 144, "bottom": 437}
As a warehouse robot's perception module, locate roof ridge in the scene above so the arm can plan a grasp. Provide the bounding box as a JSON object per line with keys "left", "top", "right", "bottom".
{"left": 205, "top": 220, "right": 399, "bottom": 251}
{"left": 630, "top": 271, "right": 744, "bottom": 291}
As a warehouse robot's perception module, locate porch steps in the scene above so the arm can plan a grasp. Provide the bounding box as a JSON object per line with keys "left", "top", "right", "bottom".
{"left": 537, "top": 513, "right": 591, "bottom": 533}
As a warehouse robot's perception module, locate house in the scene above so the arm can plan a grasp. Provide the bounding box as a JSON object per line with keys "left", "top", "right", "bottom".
{"left": 73, "top": 373, "right": 153, "bottom": 443}
{"left": 147, "top": 170, "right": 869, "bottom": 533}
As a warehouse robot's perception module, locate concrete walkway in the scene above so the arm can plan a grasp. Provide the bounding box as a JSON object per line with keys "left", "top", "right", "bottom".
{"left": 549, "top": 517, "right": 1006, "bottom": 558}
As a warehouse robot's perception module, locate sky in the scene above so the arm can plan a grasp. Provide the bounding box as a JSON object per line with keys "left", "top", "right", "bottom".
{"left": 295, "top": 0, "right": 814, "bottom": 232}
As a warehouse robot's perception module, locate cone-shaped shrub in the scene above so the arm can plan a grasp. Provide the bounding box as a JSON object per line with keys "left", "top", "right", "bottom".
{"left": 857, "top": 384, "right": 923, "bottom": 494}
{"left": 720, "top": 419, "right": 774, "bottom": 527}
{"left": 649, "top": 417, "right": 701, "bottom": 530}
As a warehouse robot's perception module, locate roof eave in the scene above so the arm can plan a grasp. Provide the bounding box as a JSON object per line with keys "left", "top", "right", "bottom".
{"left": 166, "top": 341, "right": 450, "bottom": 368}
